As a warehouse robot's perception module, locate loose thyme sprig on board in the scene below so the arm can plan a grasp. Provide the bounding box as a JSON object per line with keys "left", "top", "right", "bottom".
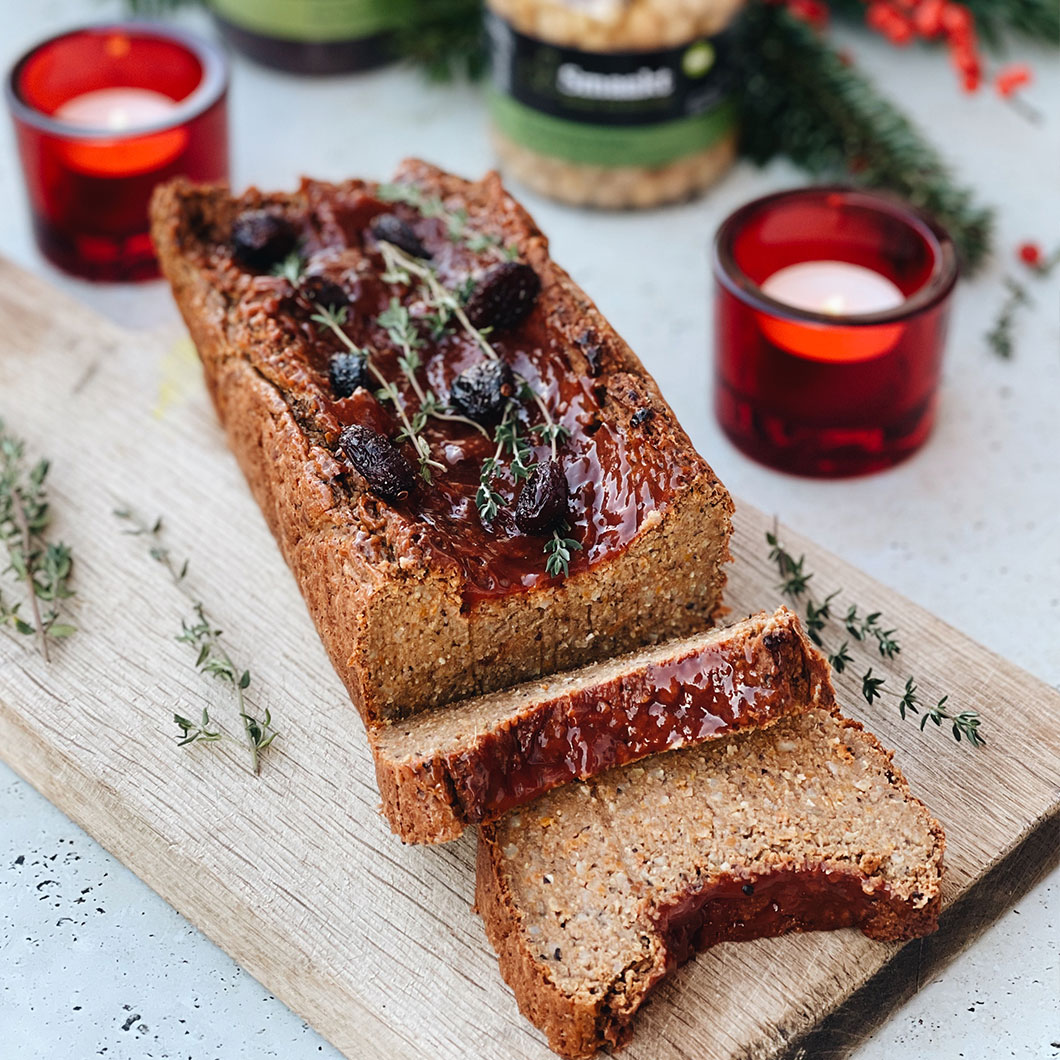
{"left": 766, "top": 525, "right": 986, "bottom": 748}
{"left": 114, "top": 508, "right": 278, "bottom": 773}
{"left": 0, "top": 420, "right": 76, "bottom": 660}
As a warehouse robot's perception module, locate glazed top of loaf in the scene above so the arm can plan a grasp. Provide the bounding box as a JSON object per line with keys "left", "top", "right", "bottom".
{"left": 153, "top": 160, "right": 718, "bottom": 605}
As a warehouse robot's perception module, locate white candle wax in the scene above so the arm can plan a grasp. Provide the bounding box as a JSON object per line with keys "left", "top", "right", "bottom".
{"left": 54, "top": 87, "right": 177, "bottom": 132}
{"left": 761, "top": 260, "right": 905, "bottom": 316}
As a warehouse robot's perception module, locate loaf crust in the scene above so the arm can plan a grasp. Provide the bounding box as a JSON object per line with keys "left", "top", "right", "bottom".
{"left": 150, "top": 161, "right": 733, "bottom": 725}
{"left": 373, "top": 607, "right": 834, "bottom": 843}
{"left": 476, "top": 708, "right": 945, "bottom": 1059}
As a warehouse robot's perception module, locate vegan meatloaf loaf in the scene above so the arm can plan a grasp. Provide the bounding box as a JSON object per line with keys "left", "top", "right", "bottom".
{"left": 477, "top": 707, "right": 944, "bottom": 1059}
{"left": 374, "top": 607, "right": 834, "bottom": 843}
{"left": 150, "top": 159, "right": 733, "bottom": 725}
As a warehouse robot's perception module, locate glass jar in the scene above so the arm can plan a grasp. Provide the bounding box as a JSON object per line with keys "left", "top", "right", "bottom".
{"left": 210, "top": 0, "right": 415, "bottom": 74}
{"left": 485, "top": 0, "right": 744, "bottom": 208}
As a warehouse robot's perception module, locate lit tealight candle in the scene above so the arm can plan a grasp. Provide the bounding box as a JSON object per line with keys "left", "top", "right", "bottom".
{"left": 761, "top": 260, "right": 905, "bottom": 316}
{"left": 54, "top": 87, "right": 177, "bottom": 132}
{"left": 52, "top": 87, "right": 187, "bottom": 179}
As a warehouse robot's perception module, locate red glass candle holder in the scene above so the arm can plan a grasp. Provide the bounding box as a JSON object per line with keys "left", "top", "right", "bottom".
{"left": 713, "top": 187, "right": 958, "bottom": 477}
{"left": 6, "top": 23, "right": 229, "bottom": 282}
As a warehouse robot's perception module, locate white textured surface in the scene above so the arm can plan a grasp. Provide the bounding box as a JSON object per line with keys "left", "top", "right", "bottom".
{"left": 1, "top": 3, "right": 1057, "bottom": 1058}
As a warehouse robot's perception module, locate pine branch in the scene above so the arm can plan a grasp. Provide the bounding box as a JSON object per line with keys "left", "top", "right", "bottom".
{"left": 391, "top": 0, "right": 486, "bottom": 82}
{"left": 736, "top": 4, "right": 994, "bottom": 272}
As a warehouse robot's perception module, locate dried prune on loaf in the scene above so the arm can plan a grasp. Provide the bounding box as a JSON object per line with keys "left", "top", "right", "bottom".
{"left": 370, "top": 213, "right": 429, "bottom": 259}
{"left": 301, "top": 274, "right": 348, "bottom": 311}
{"left": 338, "top": 424, "right": 414, "bottom": 501}
{"left": 515, "top": 458, "right": 567, "bottom": 535}
{"left": 465, "top": 262, "right": 541, "bottom": 331}
{"left": 230, "top": 210, "right": 297, "bottom": 270}
{"left": 329, "top": 353, "right": 369, "bottom": 399}
{"left": 449, "top": 359, "right": 515, "bottom": 424}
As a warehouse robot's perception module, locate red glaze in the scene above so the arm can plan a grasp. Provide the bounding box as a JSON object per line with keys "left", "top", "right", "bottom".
{"left": 224, "top": 184, "right": 693, "bottom": 603}
{"left": 446, "top": 647, "right": 788, "bottom": 823}
{"left": 654, "top": 865, "right": 882, "bottom": 968}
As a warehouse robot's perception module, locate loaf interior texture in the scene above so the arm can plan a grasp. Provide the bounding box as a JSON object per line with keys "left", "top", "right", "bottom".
{"left": 149, "top": 159, "right": 733, "bottom": 725}
{"left": 476, "top": 707, "right": 945, "bottom": 1059}
{"left": 373, "top": 607, "right": 835, "bottom": 843}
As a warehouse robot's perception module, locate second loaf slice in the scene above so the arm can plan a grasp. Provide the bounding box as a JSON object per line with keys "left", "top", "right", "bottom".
{"left": 374, "top": 607, "right": 833, "bottom": 843}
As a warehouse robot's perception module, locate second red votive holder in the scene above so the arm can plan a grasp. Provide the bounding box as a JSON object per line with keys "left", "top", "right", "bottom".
{"left": 713, "top": 187, "right": 959, "bottom": 477}
{"left": 5, "top": 23, "right": 229, "bottom": 282}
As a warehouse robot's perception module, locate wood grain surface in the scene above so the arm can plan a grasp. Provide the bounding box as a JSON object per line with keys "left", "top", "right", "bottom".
{"left": 0, "top": 258, "right": 1057, "bottom": 1060}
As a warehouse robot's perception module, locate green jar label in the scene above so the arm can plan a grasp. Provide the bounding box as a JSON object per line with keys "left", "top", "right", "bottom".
{"left": 210, "top": 0, "right": 414, "bottom": 41}
{"left": 486, "top": 12, "right": 736, "bottom": 167}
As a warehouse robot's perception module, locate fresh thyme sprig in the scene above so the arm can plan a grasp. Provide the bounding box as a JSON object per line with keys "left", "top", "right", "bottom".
{"left": 376, "top": 241, "right": 571, "bottom": 529}
{"left": 310, "top": 303, "right": 443, "bottom": 481}
{"left": 274, "top": 254, "right": 487, "bottom": 475}
{"left": 173, "top": 708, "right": 222, "bottom": 747}
{"left": 0, "top": 420, "right": 76, "bottom": 660}
{"left": 863, "top": 671, "right": 985, "bottom": 746}
{"left": 475, "top": 401, "right": 540, "bottom": 524}
{"left": 114, "top": 508, "right": 278, "bottom": 773}
{"left": 377, "top": 243, "right": 572, "bottom": 451}
{"left": 275, "top": 232, "right": 575, "bottom": 577}
{"left": 377, "top": 182, "right": 518, "bottom": 259}
{"left": 379, "top": 240, "right": 499, "bottom": 364}
{"left": 766, "top": 526, "right": 985, "bottom": 748}
{"left": 545, "top": 527, "right": 582, "bottom": 578}
{"left": 273, "top": 252, "right": 305, "bottom": 288}
{"left": 377, "top": 297, "right": 490, "bottom": 439}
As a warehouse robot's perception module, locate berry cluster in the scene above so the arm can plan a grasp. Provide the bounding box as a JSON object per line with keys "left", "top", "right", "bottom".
{"left": 781, "top": 0, "right": 1035, "bottom": 99}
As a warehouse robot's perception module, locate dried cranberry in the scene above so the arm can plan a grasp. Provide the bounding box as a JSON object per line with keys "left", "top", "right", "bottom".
{"left": 464, "top": 262, "right": 541, "bottom": 332}
{"left": 449, "top": 359, "right": 515, "bottom": 424}
{"left": 515, "top": 458, "right": 567, "bottom": 536}
{"left": 338, "top": 424, "right": 414, "bottom": 501}
{"left": 301, "top": 275, "right": 348, "bottom": 311}
{"left": 230, "top": 210, "right": 297, "bottom": 270}
{"left": 329, "top": 353, "right": 369, "bottom": 399}
{"left": 370, "top": 213, "right": 429, "bottom": 259}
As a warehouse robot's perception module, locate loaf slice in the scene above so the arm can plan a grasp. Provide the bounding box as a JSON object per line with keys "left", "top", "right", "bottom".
{"left": 476, "top": 707, "right": 944, "bottom": 1059}
{"left": 150, "top": 160, "right": 733, "bottom": 725}
{"left": 373, "top": 607, "right": 833, "bottom": 843}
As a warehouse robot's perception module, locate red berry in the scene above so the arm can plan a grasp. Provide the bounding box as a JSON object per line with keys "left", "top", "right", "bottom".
{"left": 996, "top": 64, "right": 1032, "bottom": 98}
{"left": 787, "top": 0, "right": 829, "bottom": 26}
{"left": 941, "top": 3, "right": 972, "bottom": 36}
{"left": 1018, "top": 243, "right": 1042, "bottom": 267}
{"left": 914, "top": 0, "right": 946, "bottom": 37}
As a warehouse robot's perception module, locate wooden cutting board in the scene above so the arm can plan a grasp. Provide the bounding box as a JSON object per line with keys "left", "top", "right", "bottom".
{"left": 0, "top": 257, "right": 1056, "bottom": 1060}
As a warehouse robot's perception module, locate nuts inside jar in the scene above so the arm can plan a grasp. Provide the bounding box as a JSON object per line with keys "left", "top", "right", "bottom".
{"left": 492, "top": 129, "right": 737, "bottom": 210}
{"left": 486, "top": 0, "right": 744, "bottom": 209}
